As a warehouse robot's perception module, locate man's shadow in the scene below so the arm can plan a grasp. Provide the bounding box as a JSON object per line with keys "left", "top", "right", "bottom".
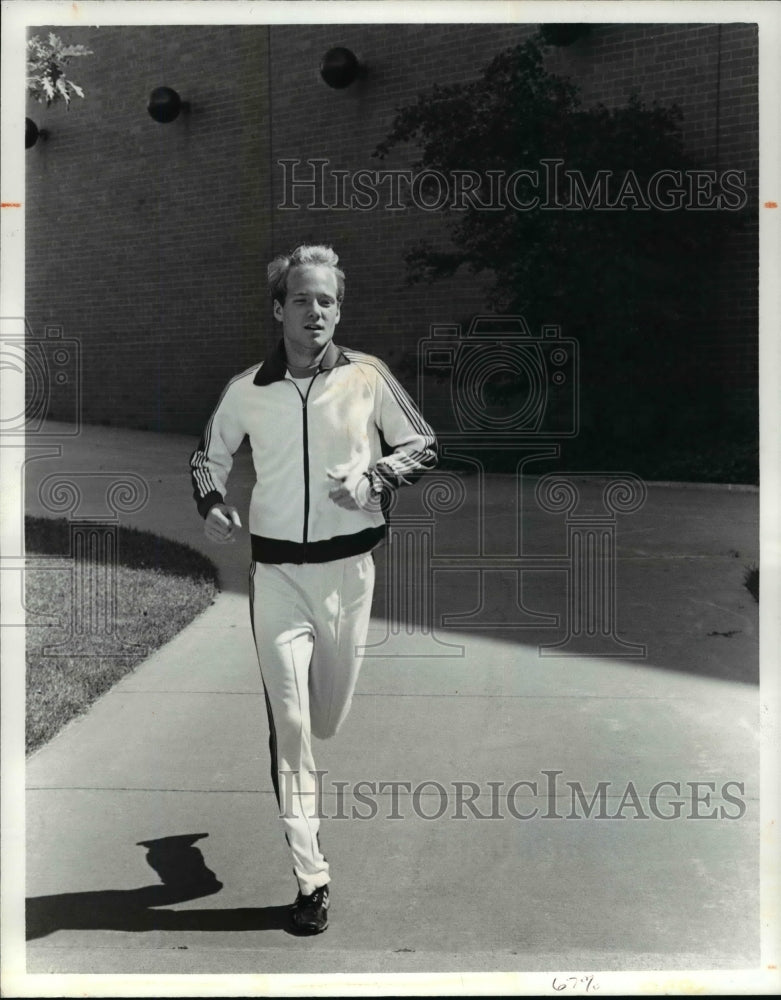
{"left": 27, "top": 833, "right": 297, "bottom": 940}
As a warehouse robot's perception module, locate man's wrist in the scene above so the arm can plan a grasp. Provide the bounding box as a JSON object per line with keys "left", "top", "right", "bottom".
{"left": 362, "top": 470, "right": 383, "bottom": 499}
{"left": 361, "top": 469, "right": 389, "bottom": 511}
{"left": 198, "top": 491, "right": 226, "bottom": 519}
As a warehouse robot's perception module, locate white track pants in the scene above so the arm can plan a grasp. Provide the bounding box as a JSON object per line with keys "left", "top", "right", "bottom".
{"left": 249, "top": 553, "right": 375, "bottom": 895}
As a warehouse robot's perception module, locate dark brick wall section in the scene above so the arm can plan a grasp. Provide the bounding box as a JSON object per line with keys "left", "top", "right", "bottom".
{"left": 546, "top": 22, "right": 759, "bottom": 389}
{"left": 26, "top": 25, "right": 273, "bottom": 433}
{"left": 25, "top": 22, "right": 758, "bottom": 434}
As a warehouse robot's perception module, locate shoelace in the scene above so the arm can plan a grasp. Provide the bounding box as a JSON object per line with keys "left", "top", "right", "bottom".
{"left": 298, "top": 886, "right": 327, "bottom": 906}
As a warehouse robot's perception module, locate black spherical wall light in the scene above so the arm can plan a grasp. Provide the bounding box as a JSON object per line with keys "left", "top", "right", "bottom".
{"left": 25, "top": 117, "right": 40, "bottom": 148}
{"left": 25, "top": 117, "right": 49, "bottom": 149}
{"left": 320, "top": 47, "right": 363, "bottom": 89}
{"left": 147, "top": 87, "right": 189, "bottom": 123}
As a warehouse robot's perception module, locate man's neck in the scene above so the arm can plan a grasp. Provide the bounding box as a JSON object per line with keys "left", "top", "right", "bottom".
{"left": 287, "top": 361, "right": 319, "bottom": 379}
{"left": 283, "top": 337, "right": 329, "bottom": 371}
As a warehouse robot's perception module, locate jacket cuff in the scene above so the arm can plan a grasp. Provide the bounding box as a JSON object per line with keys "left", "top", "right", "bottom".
{"left": 362, "top": 469, "right": 394, "bottom": 512}
{"left": 197, "top": 490, "right": 225, "bottom": 519}
{"left": 363, "top": 468, "right": 381, "bottom": 495}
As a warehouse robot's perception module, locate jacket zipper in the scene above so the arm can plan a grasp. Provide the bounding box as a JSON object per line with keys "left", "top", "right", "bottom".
{"left": 292, "top": 374, "right": 320, "bottom": 554}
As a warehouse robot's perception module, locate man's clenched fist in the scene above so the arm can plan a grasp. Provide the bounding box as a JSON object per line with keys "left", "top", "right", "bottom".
{"left": 205, "top": 504, "right": 242, "bottom": 543}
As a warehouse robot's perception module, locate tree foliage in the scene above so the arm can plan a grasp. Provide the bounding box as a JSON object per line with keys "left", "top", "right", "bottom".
{"left": 374, "top": 35, "right": 755, "bottom": 480}
{"left": 27, "top": 33, "right": 93, "bottom": 107}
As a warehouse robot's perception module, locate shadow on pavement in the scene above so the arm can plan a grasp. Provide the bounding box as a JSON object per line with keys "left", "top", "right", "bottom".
{"left": 27, "top": 832, "right": 292, "bottom": 941}
{"left": 211, "top": 461, "right": 760, "bottom": 685}
{"left": 26, "top": 889, "right": 291, "bottom": 941}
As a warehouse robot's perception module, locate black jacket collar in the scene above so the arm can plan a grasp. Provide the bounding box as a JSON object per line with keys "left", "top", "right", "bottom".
{"left": 253, "top": 339, "right": 350, "bottom": 386}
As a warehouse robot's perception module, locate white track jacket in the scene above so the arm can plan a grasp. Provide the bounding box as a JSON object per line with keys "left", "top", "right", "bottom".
{"left": 190, "top": 339, "right": 438, "bottom": 564}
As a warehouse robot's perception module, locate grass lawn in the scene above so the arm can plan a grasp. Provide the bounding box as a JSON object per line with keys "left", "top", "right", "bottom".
{"left": 25, "top": 516, "right": 219, "bottom": 755}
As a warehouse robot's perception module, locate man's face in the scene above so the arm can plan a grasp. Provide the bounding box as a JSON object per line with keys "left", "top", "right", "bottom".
{"left": 274, "top": 265, "right": 341, "bottom": 360}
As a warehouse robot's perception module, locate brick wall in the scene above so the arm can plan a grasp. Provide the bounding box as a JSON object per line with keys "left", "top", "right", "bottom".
{"left": 25, "top": 25, "right": 273, "bottom": 433}
{"left": 24, "top": 21, "right": 758, "bottom": 434}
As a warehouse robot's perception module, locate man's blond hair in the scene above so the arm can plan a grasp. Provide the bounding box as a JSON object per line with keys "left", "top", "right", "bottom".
{"left": 267, "top": 245, "right": 345, "bottom": 304}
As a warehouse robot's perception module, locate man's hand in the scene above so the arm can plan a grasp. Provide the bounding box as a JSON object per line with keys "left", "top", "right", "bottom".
{"left": 327, "top": 444, "right": 387, "bottom": 512}
{"left": 205, "top": 503, "right": 242, "bottom": 543}
{"left": 327, "top": 469, "right": 367, "bottom": 510}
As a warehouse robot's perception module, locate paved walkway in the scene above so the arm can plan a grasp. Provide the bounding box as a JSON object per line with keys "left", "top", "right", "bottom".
{"left": 16, "top": 421, "right": 762, "bottom": 979}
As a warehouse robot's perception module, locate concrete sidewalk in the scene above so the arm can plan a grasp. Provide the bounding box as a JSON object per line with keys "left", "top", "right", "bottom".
{"left": 21, "top": 421, "right": 760, "bottom": 976}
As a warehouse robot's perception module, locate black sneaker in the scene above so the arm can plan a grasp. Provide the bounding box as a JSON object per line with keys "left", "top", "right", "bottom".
{"left": 290, "top": 884, "right": 329, "bottom": 934}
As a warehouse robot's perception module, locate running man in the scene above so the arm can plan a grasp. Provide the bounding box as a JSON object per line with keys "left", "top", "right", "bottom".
{"left": 190, "top": 244, "right": 437, "bottom": 933}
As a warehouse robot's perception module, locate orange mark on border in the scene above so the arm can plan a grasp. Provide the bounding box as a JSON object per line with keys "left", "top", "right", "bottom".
{"left": 764, "top": 201, "right": 778, "bottom": 208}
{"left": 1, "top": 202, "right": 22, "bottom": 208}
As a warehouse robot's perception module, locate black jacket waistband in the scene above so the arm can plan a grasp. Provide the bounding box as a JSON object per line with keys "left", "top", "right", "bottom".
{"left": 251, "top": 525, "right": 386, "bottom": 564}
